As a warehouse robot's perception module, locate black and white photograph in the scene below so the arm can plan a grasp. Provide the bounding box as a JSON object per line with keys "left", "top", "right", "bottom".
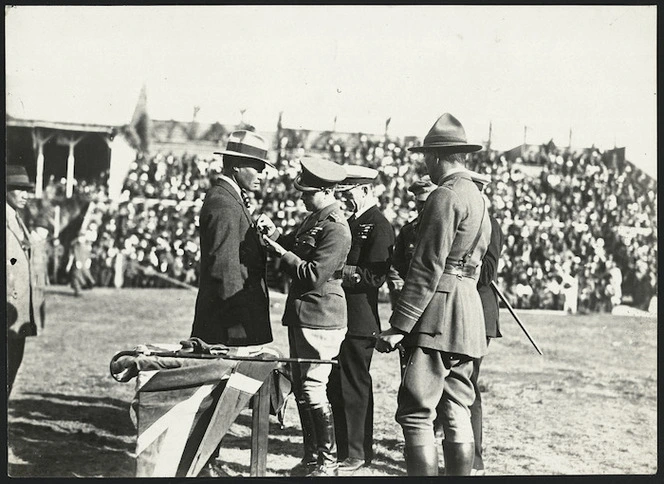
{"left": 5, "top": 5, "right": 657, "bottom": 478}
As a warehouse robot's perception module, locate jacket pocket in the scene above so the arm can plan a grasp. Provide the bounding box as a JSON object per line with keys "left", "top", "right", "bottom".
{"left": 416, "top": 291, "right": 448, "bottom": 335}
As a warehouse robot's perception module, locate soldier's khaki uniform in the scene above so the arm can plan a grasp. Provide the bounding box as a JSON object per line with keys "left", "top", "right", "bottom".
{"left": 279, "top": 201, "right": 351, "bottom": 404}
{"left": 390, "top": 171, "right": 491, "bottom": 447}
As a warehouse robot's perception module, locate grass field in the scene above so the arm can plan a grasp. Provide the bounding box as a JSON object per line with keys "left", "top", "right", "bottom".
{"left": 7, "top": 286, "right": 658, "bottom": 477}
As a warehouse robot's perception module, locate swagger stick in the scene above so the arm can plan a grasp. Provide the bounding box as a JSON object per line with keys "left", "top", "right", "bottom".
{"left": 490, "top": 281, "right": 543, "bottom": 355}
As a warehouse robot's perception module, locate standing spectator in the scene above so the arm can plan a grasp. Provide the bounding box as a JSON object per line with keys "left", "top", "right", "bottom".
{"left": 6, "top": 165, "right": 46, "bottom": 397}
{"left": 327, "top": 165, "right": 395, "bottom": 474}
{"left": 259, "top": 158, "right": 351, "bottom": 477}
{"left": 376, "top": 113, "right": 491, "bottom": 476}
{"left": 67, "top": 233, "right": 96, "bottom": 296}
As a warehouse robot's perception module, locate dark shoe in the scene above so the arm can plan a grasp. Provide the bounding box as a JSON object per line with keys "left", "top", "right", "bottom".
{"left": 290, "top": 459, "right": 318, "bottom": 477}
{"left": 404, "top": 445, "right": 438, "bottom": 476}
{"left": 442, "top": 441, "right": 474, "bottom": 476}
{"left": 307, "top": 463, "right": 338, "bottom": 477}
{"left": 338, "top": 457, "right": 365, "bottom": 475}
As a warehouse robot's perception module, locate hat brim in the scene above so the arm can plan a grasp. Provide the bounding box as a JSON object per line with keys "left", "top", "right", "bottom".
{"left": 408, "top": 143, "right": 483, "bottom": 153}
{"left": 213, "top": 150, "right": 276, "bottom": 169}
{"left": 7, "top": 182, "right": 35, "bottom": 190}
{"left": 294, "top": 176, "right": 321, "bottom": 192}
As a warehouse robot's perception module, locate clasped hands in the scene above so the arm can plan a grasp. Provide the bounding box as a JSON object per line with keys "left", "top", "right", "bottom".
{"left": 256, "top": 214, "right": 286, "bottom": 257}
{"left": 375, "top": 326, "right": 406, "bottom": 353}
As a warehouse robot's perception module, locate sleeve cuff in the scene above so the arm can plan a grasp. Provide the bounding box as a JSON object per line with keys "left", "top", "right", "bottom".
{"left": 389, "top": 310, "right": 418, "bottom": 334}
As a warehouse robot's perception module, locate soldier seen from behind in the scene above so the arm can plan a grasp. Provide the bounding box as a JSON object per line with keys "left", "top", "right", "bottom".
{"left": 376, "top": 113, "right": 491, "bottom": 476}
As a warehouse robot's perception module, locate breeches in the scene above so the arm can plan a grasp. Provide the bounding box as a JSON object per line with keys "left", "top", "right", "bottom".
{"left": 288, "top": 326, "right": 345, "bottom": 409}
{"left": 396, "top": 347, "right": 475, "bottom": 446}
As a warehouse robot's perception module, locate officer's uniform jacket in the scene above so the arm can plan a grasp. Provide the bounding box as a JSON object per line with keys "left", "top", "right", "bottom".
{"left": 191, "top": 177, "right": 273, "bottom": 346}
{"left": 7, "top": 203, "right": 45, "bottom": 338}
{"left": 390, "top": 172, "right": 491, "bottom": 358}
{"left": 478, "top": 215, "right": 504, "bottom": 339}
{"left": 279, "top": 201, "right": 352, "bottom": 330}
{"left": 342, "top": 205, "right": 395, "bottom": 337}
{"left": 391, "top": 218, "right": 419, "bottom": 280}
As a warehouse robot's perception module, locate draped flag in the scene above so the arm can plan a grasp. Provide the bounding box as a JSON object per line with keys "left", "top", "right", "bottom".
{"left": 110, "top": 344, "right": 291, "bottom": 477}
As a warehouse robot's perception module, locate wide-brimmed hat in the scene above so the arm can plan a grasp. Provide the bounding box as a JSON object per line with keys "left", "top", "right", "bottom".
{"left": 294, "top": 158, "right": 347, "bottom": 192}
{"left": 408, "top": 113, "right": 482, "bottom": 154}
{"left": 7, "top": 165, "right": 35, "bottom": 190}
{"left": 214, "top": 130, "right": 275, "bottom": 168}
{"left": 336, "top": 165, "right": 379, "bottom": 192}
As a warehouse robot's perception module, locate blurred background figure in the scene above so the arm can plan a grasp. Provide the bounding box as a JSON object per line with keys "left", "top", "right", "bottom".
{"left": 67, "top": 231, "right": 96, "bottom": 297}
{"left": 6, "top": 165, "right": 46, "bottom": 398}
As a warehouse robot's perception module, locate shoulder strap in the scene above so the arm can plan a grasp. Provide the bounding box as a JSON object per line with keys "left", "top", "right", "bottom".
{"left": 459, "top": 196, "right": 486, "bottom": 267}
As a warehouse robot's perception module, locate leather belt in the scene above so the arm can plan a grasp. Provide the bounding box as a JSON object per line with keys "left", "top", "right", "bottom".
{"left": 443, "top": 263, "right": 478, "bottom": 279}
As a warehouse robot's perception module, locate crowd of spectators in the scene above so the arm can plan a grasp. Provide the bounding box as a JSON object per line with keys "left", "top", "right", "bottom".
{"left": 27, "top": 130, "right": 657, "bottom": 313}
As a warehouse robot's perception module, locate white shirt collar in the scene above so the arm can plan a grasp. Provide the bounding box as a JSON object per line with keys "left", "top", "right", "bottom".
{"left": 353, "top": 202, "right": 376, "bottom": 219}
{"left": 218, "top": 174, "right": 242, "bottom": 196}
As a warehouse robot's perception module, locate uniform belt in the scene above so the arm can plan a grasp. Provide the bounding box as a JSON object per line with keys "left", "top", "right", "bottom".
{"left": 443, "top": 263, "right": 478, "bottom": 279}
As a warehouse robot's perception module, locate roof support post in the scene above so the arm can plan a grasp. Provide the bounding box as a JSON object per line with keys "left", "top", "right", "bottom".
{"left": 59, "top": 133, "right": 86, "bottom": 198}
{"left": 31, "top": 128, "right": 55, "bottom": 198}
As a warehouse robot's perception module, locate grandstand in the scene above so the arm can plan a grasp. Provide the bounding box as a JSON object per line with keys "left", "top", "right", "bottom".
{"left": 7, "top": 111, "right": 657, "bottom": 314}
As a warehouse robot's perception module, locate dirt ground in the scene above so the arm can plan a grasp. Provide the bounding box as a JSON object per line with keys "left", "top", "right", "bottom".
{"left": 7, "top": 286, "right": 658, "bottom": 477}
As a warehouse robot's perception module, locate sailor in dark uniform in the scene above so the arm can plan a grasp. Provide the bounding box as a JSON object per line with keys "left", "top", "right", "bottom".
{"left": 327, "top": 165, "right": 395, "bottom": 474}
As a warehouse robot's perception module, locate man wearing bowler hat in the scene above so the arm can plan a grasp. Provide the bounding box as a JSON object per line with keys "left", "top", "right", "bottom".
{"left": 258, "top": 158, "right": 351, "bottom": 476}
{"left": 326, "top": 165, "right": 395, "bottom": 474}
{"left": 6, "top": 165, "right": 46, "bottom": 398}
{"left": 376, "top": 113, "right": 491, "bottom": 476}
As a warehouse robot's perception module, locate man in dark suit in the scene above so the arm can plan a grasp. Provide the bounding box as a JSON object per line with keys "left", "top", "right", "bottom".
{"left": 376, "top": 113, "right": 491, "bottom": 476}
{"left": 191, "top": 131, "right": 275, "bottom": 477}
{"left": 259, "top": 157, "right": 352, "bottom": 477}
{"left": 190, "top": 130, "right": 274, "bottom": 348}
{"left": 6, "top": 165, "right": 46, "bottom": 398}
{"left": 326, "top": 165, "right": 395, "bottom": 474}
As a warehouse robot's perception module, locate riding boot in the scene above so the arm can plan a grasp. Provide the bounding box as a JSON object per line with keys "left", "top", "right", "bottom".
{"left": 290, "top": 401, "right": 318, "bottom": 476}
{"left": 442, "top": 441, "right": 475, "bottom": 475}
{"left": 404, "top": 445, "right": 439, "bottom": 476}
{"left": 307, "top": 403, "right": 338, "bottom": 476}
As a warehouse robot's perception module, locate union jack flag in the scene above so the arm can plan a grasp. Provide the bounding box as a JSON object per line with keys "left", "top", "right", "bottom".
{"left": 111, "top": 344, "right": 290, "bottom": 477}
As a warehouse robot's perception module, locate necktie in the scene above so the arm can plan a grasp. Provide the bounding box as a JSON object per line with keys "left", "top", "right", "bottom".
{"left": 241, "top": 190, "right": 252, "bottom": 210}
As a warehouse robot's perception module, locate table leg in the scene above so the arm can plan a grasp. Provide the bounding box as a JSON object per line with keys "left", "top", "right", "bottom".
{"left": 250, "top": 373, "right": 271, "bottom": 476}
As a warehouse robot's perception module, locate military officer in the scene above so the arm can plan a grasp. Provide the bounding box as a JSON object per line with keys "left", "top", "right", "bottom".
{"left": 387, "top": 176, "right": 436, "bottom": 307}
{"left": 258, "top": 157, "right": 352, "bottom": 477}
{"left": 326, "top": 165, "right": 395, "bottom": 474}
{"left": 376, "top": 113, "right": 491, "bottom": 476}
